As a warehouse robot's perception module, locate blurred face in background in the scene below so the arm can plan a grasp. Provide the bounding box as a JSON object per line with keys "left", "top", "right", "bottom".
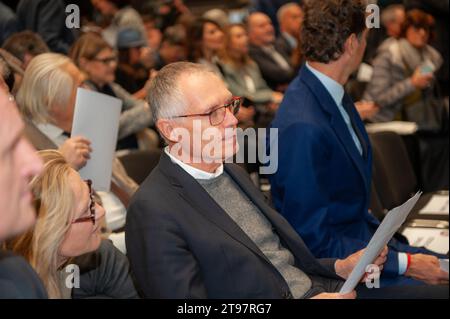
{"left": 0, "top": 89, "right": 43, "bottom": 241}
{"left": 406, "top": 25, "right": 430, "bottom": 49}
{"left": 160, "top": 41, "right": 187, "bottom": 64}
{"left": 202, "top": 22, "right": 225, "bottom": 53}
{"left": 248, "top": 13, "right": 275, "bottom": 46}
{"left": 229, "top": 25, "right": 249, "bottom": 56}
{"left": 82, "top": 48, "right": 117, "bottom": 87}
{"left": 280, "top": 5, "right": 304, "bottom": 38}
{"left": 386, "top": 8, "right": 406, "bottom": 38}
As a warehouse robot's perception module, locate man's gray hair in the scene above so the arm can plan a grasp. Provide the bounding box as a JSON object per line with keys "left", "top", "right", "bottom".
{"left": 147, "top": 62, "right": 217, "bottom": 124}
{"left": 381, "top": 4, "right": 405, "bottom": 27}
{"left": 277, "top": 2, "right": 301, "bottom": 25}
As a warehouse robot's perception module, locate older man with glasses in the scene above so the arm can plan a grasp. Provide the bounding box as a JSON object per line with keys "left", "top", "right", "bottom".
{"left": 0, "top": 77, "right": 48, "bottom": 298}
{"left": 125, "top": 62, "right": 447, "bottom": 299}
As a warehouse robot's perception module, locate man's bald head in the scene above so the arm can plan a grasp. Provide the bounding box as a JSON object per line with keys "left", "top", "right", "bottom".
{"left": 247, "top": 12, "right": 276, "bottom": 47}
{"left": 278, "top": 3, "right": 304, "bottom": 38}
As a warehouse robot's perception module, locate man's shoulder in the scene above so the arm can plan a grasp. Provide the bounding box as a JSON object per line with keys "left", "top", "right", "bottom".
{"left": 0, "top": 251, "right": 47, "bottom": 299}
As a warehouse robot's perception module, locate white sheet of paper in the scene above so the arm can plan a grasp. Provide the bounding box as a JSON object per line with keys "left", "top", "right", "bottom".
{"left": 71, "top": 88, "right": 122, "bottom": 191}
{"left": 401, "top": 227, "right": 449, "bottom": 255}
{"left": 440, "top": 259, "right": 449, "bottom": 273}
{"left": 340, "top": 192, "right": 422, "bottom": 294}
{"left": 419, "top": 195, "right": 449, "bottom": 215}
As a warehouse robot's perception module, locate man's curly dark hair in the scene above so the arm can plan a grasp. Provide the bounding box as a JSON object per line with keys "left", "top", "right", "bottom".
{"left": 301, "top": 0, "right": 366, "bottom": 63}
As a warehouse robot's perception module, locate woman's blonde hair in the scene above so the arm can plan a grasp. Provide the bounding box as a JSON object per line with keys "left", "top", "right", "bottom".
{"left": 8, "top": 150, "right": 76, "bottom": 298}
{"left": 16, "top": 53, "right": 75, "bottom": 124}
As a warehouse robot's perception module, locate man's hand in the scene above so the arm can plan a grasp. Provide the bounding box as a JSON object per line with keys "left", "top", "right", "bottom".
{"left": 335, "top": 246, "right": 388, "bottom": 280}
{"left": 355, "top": 101, "right": 380, "bottom": 120}
{"left": 311, "top": 291, "right": 357, "bottom": 299}
{"left": 405, "top": 254, "right": 449, "bottom": 285}
{"left": 58, "top": 136, "right": 92, "bottom": 170}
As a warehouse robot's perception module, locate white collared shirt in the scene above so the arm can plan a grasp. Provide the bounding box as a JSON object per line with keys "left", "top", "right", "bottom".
{"left": 165, "top": 147, "right": 224, "bottom": 180}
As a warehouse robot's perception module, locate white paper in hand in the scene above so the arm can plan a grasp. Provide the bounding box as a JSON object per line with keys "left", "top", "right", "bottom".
{"left": 339, "top": 192, "right": 422, "bottom": 294}
{"left": 71, "top": 88, "right": 122, "bottom": 191}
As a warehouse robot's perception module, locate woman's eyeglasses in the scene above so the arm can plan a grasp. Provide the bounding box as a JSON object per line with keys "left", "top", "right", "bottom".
{"left": 92, "top": 56, "right": 118, "bottom": 65}
{"left": 72, "top": 179, "right": 96, "bottom": 225}
{"left": 170, "top": 97, "right": 242, "bottom": 126}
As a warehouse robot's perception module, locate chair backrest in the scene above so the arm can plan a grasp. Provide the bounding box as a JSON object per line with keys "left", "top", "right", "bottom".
{"left": 118, "top": 148, "right": 162, "bottom": 185}
{"left": 369, "top": 131, "right": 418, "bottom": 210}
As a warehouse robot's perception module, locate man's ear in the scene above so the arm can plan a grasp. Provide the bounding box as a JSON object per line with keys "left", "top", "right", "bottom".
{"left": 344, "top": 33, "right": 358, "bottom": 57}
{"left": 156, "top": 119, "right": 178, "bottom": 143}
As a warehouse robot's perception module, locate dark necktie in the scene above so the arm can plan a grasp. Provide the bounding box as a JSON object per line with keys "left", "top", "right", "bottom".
{"left": 342, "top": 97, "right": 368, "bottom": 159}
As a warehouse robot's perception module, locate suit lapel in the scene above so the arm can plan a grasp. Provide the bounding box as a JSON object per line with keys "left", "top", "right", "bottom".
{"left": 158, "top": 154, "right": 272, "bottom": 265}
{"left": 300, "top": 67, "right": 370, "bottom": 194}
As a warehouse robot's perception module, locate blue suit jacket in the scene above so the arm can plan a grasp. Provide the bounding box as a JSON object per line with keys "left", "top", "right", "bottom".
{"left": 268, "top": 66, "right": 438, "bottom": 286}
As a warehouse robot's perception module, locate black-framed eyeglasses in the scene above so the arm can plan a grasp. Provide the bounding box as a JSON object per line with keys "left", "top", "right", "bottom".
{"left": 91, "top": 56, "right": 118, "bottom": 65}
{"left": 170, "top": 97, "right": 242, "bottom": 126}
{"left": 72, "top": 179, "right": 96, "bottom": 225}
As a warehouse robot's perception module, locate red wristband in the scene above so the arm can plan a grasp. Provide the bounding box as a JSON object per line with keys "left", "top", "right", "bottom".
{"left": 406, "top": 253, "right": 412, "bottom": 272}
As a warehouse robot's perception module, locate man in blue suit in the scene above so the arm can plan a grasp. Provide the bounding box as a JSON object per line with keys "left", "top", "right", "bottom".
{"left": 268, "top": 0, "right": 448, "bottom": 287}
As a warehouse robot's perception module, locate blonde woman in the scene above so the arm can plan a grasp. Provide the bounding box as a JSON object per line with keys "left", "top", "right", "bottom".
{"left": 8, "top": 150, "right": 138, "bottom": 299}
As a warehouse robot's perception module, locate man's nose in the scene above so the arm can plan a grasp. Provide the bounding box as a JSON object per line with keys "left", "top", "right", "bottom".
{"left": 22, "top": 139, "right": 44, "bottom": 179}
{"left": 224, "top": 107, "right": 238, "bottom": 127}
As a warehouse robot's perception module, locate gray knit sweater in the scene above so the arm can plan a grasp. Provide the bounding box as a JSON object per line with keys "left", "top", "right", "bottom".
{"left": 198, "top": 172, "right": 312, "bottom": 299}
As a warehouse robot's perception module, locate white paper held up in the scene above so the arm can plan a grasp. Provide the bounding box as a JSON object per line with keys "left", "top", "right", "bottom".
{"left": 340, "top": 192, "right": 422, "bottom": 294}
{"left": 71, "top": 88, "right": 122, "bottom": 191}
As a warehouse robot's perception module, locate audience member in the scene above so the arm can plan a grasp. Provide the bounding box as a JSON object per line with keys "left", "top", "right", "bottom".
{"left": 269, "top": 0, "right": 448, "bottom": 288}
{"left": 275, "top": 3, "right": 303, "bottom": 62}
{"left": 7, "top": 150, "right": 138, "bottom": 299}
{"left": 16, "top": 53, "right": 138, "bottom": 234}
{"left": 69, "top": 33, "right": 154, "bottom": 150}
{"left": 0, "top": 78, "right": 47, "bottom": 298}
{"left": 91, "top": 0, "right": 147, "bottom": 48}
{"left": 187, "top": 18, "right": 225, "bottom": 75}
{"left": 219, "top": 24, "right": 282, "bottom": 127}
{"left": 247, "top": 12, "right": 295, "bottom": 91}
{"left": 126, "top": 62, "right": 447, "bottom": 299}
{"left": 2, "top": 31, "right": 50, "bottom": 70}
{"left": 154, "top": 25, "right": 187, "bottom": 70}
{"left": 16, "top": 0, "right": 76, "bottom": 54}
{"left": 116, "top": 27, "right": 154, "bottom": 100}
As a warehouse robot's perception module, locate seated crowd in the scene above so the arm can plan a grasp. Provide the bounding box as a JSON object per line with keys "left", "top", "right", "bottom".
{"left": 0, "top": 0, "right": 448, "bottom": 299}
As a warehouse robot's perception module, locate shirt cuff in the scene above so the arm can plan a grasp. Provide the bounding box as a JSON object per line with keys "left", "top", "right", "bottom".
{"left": 398, "top": 252, "right": 408, "bottom": 275}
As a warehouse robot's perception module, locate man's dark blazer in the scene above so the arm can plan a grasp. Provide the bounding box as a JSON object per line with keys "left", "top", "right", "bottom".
{"left": 248, "top": 44, "right": 295, "bottom": 91}
{"left": 275, "top": 34, "right": 294, "bottom": 60}
{"left": 0, "top": 250, "right": 48, "bottom": 299}
{"left": 125, "top": 153, "right": 340, "bottom": 299}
